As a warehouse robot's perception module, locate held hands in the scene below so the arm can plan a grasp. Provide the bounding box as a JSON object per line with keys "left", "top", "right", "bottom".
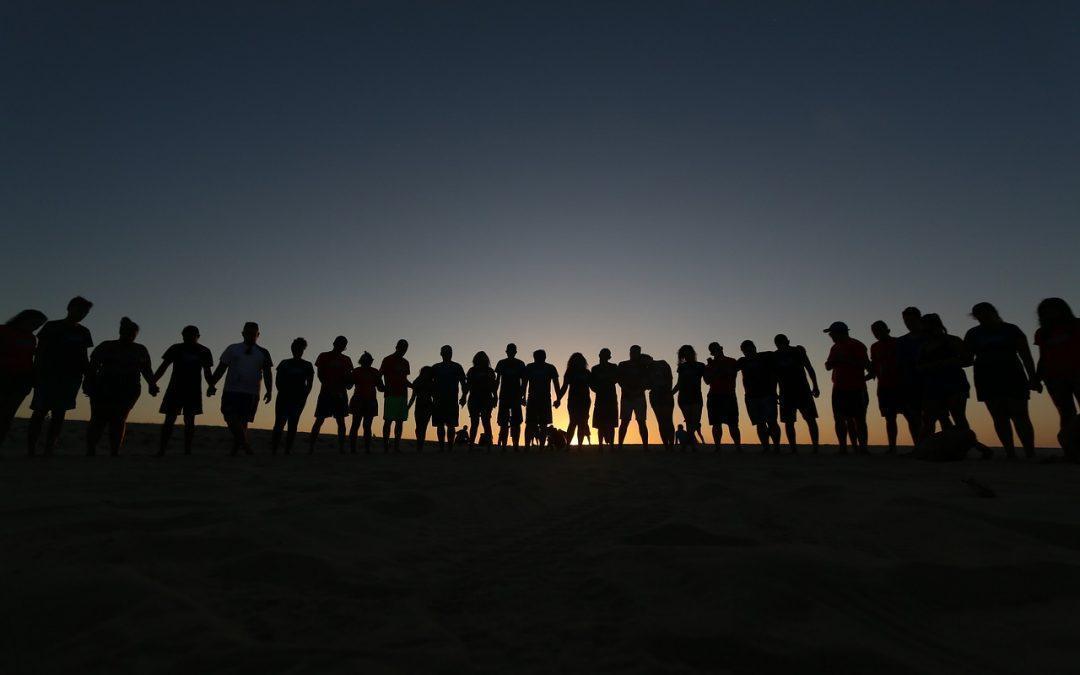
{"left": 459, "top": 395, "right": 467, "bottom": 407}
{"left": 1030, "top": 378, "right": 1044, "bottom": 394}
{"left": 812, "top": 386, "right": 820, "bottom": 398}
{"left": 263, "top": 391, "right": 272, "bottom": 404}
{"left": 553, "top": 398, "right": 561, "bottom": 409}
{"left": 148, "top": 384, "right": 160, "bottom": 397}
{"left": 206, "top": 385, "right": 217, "bottom": 397}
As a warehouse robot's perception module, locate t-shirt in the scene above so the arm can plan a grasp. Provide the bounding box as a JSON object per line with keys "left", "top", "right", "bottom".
{"left": 649, "top": 359, "right": 674, "bottom": 389}
{"left": 220, "top": 342, "right": 273, "bottom": 395}
{"left": 495, "top": 357, "right": 526, "bottom": 397}
{"left": 676, "top": 361, "right": 706, "bottom": 401}
{"left": 35, "top": 320, "right": 93, "bottom": 378}
{"left": 524, "top": 362, "right": 559, "bottom": 400}
{"left": 705, "top": 356, "right": 738, "bottom": 395}
{"left": 0, "top": 325, "right": 37, "bottom": 376}
{"left": 737, "top": 352, "right": 777, "bottom": 398}
{"left": 379, "top": 353, "right": 411, "bottom": 397}
{"left": 351, "top": 366, "right": 382, "bottom": 401}
{"left": 88, "top": 340, "right": 151, "bottom": 394}
{"left": 161, "top": 343, "right": 213, "bottom": 398}
{"left": 616, "top": 357, "right": 650, "bottom": 397}
{"left": 964, "top": 322, "right": 1028, "bottom": 379}
{"left": 431, "top": 361, "right": 467, "bottom": 401}
{"left": 1034, "top": 319, "right": 1080, "bottom": 380}
{"left": 276, "top": 358, "right": 314, "bottom": 399}
{"left": 467, "top": 366, "right": 497, "bottom": 400}
{"left": 773, "top": 346, "right": 811, "bottom": 395}
{"left": 826, "top": 338, "right": 869, "bottom": 392}
{"left": 315, "top": 351, "right": 354, "bottom": 394}
{"left": 895, "top": 332, "right": 925, "bottom": 391}
{"left": 870, "top": 337, "right": 900, "bottom": 390}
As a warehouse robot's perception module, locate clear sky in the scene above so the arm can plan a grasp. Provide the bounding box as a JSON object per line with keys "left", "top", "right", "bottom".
{"left": 2, "top": 1, "right": 1078, "bottom": 445}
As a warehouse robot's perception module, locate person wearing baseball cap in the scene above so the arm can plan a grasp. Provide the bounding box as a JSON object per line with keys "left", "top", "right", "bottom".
{"left": 824, "top": 321, "right": 871, "bottom": 454}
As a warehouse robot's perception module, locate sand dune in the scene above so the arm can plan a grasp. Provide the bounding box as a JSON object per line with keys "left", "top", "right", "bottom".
{"left": 1, "top": 420, "right": 1078, "bottom": 674}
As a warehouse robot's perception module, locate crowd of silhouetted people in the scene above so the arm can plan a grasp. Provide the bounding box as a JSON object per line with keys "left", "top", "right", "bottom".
{"left": 1, "top": 296, "right": 1078, "bottom": 462}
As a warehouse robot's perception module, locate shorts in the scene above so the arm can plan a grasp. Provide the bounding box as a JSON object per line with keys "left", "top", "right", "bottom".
{"left": 432, "top": 397, "right": 460, "bottom": 427}
{"left": 832, "top": 389, "right": 869, "bottom": 418}
{"left": 876, "top": 387, "right": 904, "bottom": 417}
{"left": 620, "top": 393, "right": 647, "bottom": 423}
{"left": 350, "top": 396, "right": 378, "bottom": 418}
{"left": 707, "top": 392, "right": 739, "bottom": 426}
{"left": 498, "top": 399, "right": 523, "bottom": 426}
{"left": 275, "top": 395, "right": 307, "bottom": 423}
{"left": 160, "top": 387, "right": 203, "bottom": 416}
{"left": 677, "top": 397, "right": 703, "bottom": 431}
{"left": 383, "top": 395, "right": 408, "bottom": 422}
{"left": 744, "top": 395, "right": 778, "bottom": 426}
{"left": 778, "top": 389, "right": 817, "bottom": 423}
{"left": 30, "top": 375, "right": 82, "bottom": 412}
{"left": 314, "top": 390, "right": 349, "bottom": 418}
{"left": 222, "top": 390, "right": 258, "bottom": 423}
{"left": 526, "top": 397, "right": 553, "bottom": 426}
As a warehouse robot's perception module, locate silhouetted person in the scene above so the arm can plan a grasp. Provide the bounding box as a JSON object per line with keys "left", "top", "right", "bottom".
{"left": 590, "top": 348, "right": 618, "bottom": 449}
{"left": 916, "top": 314, "right": 972, "bottom": 439}
{"left": 407, "top": 366, "right": 435, "bottom": 451}
{"left": 673, "top": 345, "right": 706, "bottom": 449}
{"left": 272, "top": 338, "right": 314, "bottom": 454}
{"left": 349, "top": 351, "right": 383, "bottom": 453}
{"left": 28, "top": 296, "right": 93, "bottom": 455}
{"left": 309, "top": 336, "right": 353, "bottom": 453}
{"left": 0, "top": 309, "right": 47, "bottom": 447}
{"left": 84, "top": 317, "right": 158, "bottom": 455}
{"left": 466, "top": 351, "right": 497, "bottom": 450}
{"left": 675, "top": 424, "right": 690, "bottom": 448}
{"left": 558, "top": 352, "right": 591, "bottom": 448}
{"left": 616, "top": 346, "right": 651, "bottom": 450}
{"left": 545, "top": 425, "right": 568, "bottom": 450}
{"left": 737, "top": 340, "right": 780, "bottom": 452}
{"left": 895, "top": 306, "right": 925, "bottom": 444}
{"left": 773, "top": 334, "right": 821, "bottom": 453}
{"left": 380, "top": 339, "right": 411, "bottom": 452}
{"left": 648, "top": 357, "right": 675, "bottom": 450}
{"left": 705, "top": 342, "right": 741, "bottom": 452}
{"left": 454, "top": 426, "right": 471, "bottom": 447}
{"left": 868, "top": 321, "right": 903, "bottom": 453}
{"left": 523, "top": 349, "right": 561, "bottom": 449}
{"left": 154, "top": 325, "right": 214, "bottom": 455}
{"left": 494, "top": 343, "right": 526, "bottom": 449}
{"left": 824, "top": 322, "right": 871, "bottom": 454}
{"left": 1034, "top": 297, "right": 1080, "bottom": 460}
{"left": 431, "top": 345, "right": 468, "bottom": 451}
{"left": 965, "top": 302, "right": 1039, "bottom": 459}
{"left": 209, "top": 322, "right": 273, "bottom": 455}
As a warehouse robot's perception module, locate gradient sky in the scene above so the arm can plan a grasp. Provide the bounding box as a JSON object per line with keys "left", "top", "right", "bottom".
{"left": 2, "top": 1, "right": 1078, "bottom": 446}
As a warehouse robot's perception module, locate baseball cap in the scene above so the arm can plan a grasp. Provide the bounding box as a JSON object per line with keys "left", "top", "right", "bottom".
{"left": 823, "top": 321, "right": 849, "bottom": 333}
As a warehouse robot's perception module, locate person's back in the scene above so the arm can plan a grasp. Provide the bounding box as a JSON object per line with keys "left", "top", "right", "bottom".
{"left": 0, "top": 323, "right": 37, "bottom": 379}
{"left": 351, "top": 365, "right": 381, "bottom": 401}
{"left": 1034, "top": 317, "right": 1080, "bottom": 381}
{"left": 617, "top": 357, "right": 649, "bottom": 398}
{"left": 221, "top": 341, "right": 272, "bottom": 396}
{"left": 964, "top": 322, "right": 1026, "bottom": 378}
{"left": 706, "top": 355, "right": 738, "bottom": 397}
{"left": 36, "top": 319, "right": 93, "bottom": 378}
{"left": 495, "top": 357, "right": 526, "bottom": 398}
{"left": 591, "top": 361, "right": 618, "bottom": 398}
{"left": 827, "top": 338, "right": 869, "bottom": 392}
{"left": 89, "top": 339, "right": 152, "bottom": 397}
{"left": 467, "top": 366, "right": 497, "bottom": 403}
{"left": 773, "top": 346, "right": 810, "bottom": 396}
{"left": 738, "top": 351, "right": 777, "bottom": 398}
{"left": 162, "top": 342, "right": 213, "bottom": 400}
{"left": 277, "top": 357, "right": 314, "bottom": 401}
{"left": 676, "top": 360, "right": 705, "bottom": 403}
{"left": 870, "top": 335, "right": 900, "bottom": 390}
{"left": 648, "top": 359, "right": 674, "bottom": 404}
{"left": 432, "top": 360, "right": 466, "bottom": 402}
{"left": 525, "top": 361, "right": 558, "bottom": 401}
{"left": 315, "top": 350, "right": 353, "bottom": 394}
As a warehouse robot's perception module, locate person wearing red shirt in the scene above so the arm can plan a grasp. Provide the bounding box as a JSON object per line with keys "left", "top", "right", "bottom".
{"left": 869, "top": 320, "right": 906, "bottom": 453}
{"left": 1034, "top": 297, "right": 1080, "bottom": 460}
{"left": 824, "top": 321, "right": 871, "bottom": 454}
{"left": 309, "top": 336, "right": 353, "bottom": 454}
{"left": 0, "top": 309, "right": 47, "bottom": 447}
{"left": 705, "top": 342, "right": 741, "bottom": 453}
{"left": 349, "top": 351, "right": 384, "bottom": 453}
{"left": 379, "top": 339, "right": 411, "bottom": 452}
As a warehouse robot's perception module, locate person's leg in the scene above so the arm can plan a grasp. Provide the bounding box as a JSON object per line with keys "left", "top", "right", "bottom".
{"left": 835, "top": 415, "right": 848, "bottom": 454}
{"left": 364, "top": 415, "right": 374, "bottom": 452}
{"left": 27, "top": 409, "right": 48, "bottom": 455}
{"left": 754, "top": 422, "right": 770, "bottom": 450}
{"left": 855, "top": 413, "right": 869, "bottom": 453}
{"left": 807, "top": 415, "right": 819, "bottom": 454}
{"left": 86, "top": 414, "right": 105, "bottom": 456}
{"left": 637, "top": 414, "right": 649, "bottom": 451}
{"left": 45, "top": 409, "right": 66, "bottom": 454}
{"left": 308, "top": 417, "right": 325, "bottom": 454}
{"left": 108, "top": 413, "right": 128, "bottom": 455}
{"left": 0, "top": 397, "right": 16, "bottom": 446}
{"left": 481, "top": 416, "right": 493, "bottom": 450}
{"left": 902, "top": 409, "right": 920, "bottom": 446}
{"left": 334, "top": 415, "right": 346, "bottom": 453}
{"left": 986, "top": 400, "right": 1015, "bottom": 458}
{"left": 884, "top": 414, "right": 898, "bottom": 454}
{"left": 617, "top": 418, "right": 630, "bottom": 450}
{"left": 511, "top": 423, "right": 520, "bottom": 449}
{"left": 393, "top": 421, "right": 403, "bottom": 451}
{"left": 949, "top": 397, "right": 970, "bottom": 431}
{"left": 1011, "top": 399, "right": 1035, "bottom": 458}
{"left": 469, "top": 415, "right": 480, "bottom": 446}
{"left": 382, "top": 420, "right": 392, "bottom": 451}
{"left": 285, "top": 415, "right": 299, "bottom": 453}
{"left": 159, "top": 413, "right": 178, "bottom": 455}
{"left": 436, "top": 425, "right": 446, "bottom": 451}
{"left": 349, "top": 416, "right": 361, "bottom": 453}
{"left": 712, "top": 424, "right": 723, "bottom": 451}
{"left": 272, "top": 415, "right": 286, "bottom": 454}
{"left": 729, "top": 423, "right": 742, "bottom": 452}
{"left": 783, "top": 420, "right": 797, "bottom": 453}
{"left": 498, "top": 424, "right": 508, "bottom": 448}
{"left": 238, "top": 421, "right": 253, "bottom": 454}
{"left": 182, "top": 413, "right": 196, "bottom": 454}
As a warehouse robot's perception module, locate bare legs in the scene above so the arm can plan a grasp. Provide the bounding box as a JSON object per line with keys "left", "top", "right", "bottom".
{"left": 28, "top": 409, "right": 65, "bottom": 456}
{"left": 271, "top": 414, "right": 300, "bottom": 454}
{"left": 309, "top": 415, "right": 346, "bottom": 454}
{"left": 159, "top": 412, "right": 196, "bottom": 455}
{"left": 349, "top": 415, "right": 375, "bottom": 453}
{"left": 382, "top": 420, "right": 403, "bottom": 452}
{"left": 986, "top": 399, "right": 1035, "bottom": 459}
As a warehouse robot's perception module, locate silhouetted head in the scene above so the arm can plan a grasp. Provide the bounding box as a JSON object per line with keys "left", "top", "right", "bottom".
{"left": 567, "top": 352, "right": 587, "bottom": 373}
{"left": 1037, "top": 297, "right": 1075, "bottom": 331}
{"left": 824, "top": 321, "right": 849, "bottom": 343}
{"left": 473, "top": 351, "right": 490, "bottom": 368}
{"left": 506, "top": 343, "right": 517, "bottom": 358}
{"left": 708, "top": 342, "right": 722, "bottom": 358}
{"left": 533, "top": 349, "right": 547, "bottom": 363}
{"left": 922, "top": 313, "right": 947, "bottom": 336}
{"left": 291, "top": 337, "right": 307, "bottom": 358}
{"left": 6, "top": 309, "right": 47, "bottom": 333}
{"left": 395, "top": 339, "right": 408, "bottom": 355}
{"left": 599, "top": 348, "right": 611, "bottom": 363}
{"left": 773, "top": 334, "right": 790, "bottom": 349}
{"left": 870, "top": 320, "right": 890, "bottom": 341}
{"left": 971, "top": 302, "right": 1000, "bottom": 326}
{"left": 181, "top": 325, "right": 200, "bottom": 343}
{"left": 417, "top": 365, "right": 433, "bottom": 383}
{"left": 242, "top": 322, "right": 259, "bottom": 345}
{"left": 902, "top": 306, "right": 922, "bottom": 333}
{"left": 677, "top": 344, "right": 697, "bottom": 364}
{"left": 359, "top": 351, "right": 374, "bottom": 367}
{"left": 440, "top": 345, "right": 453, "bottom": 362}
{"left": 740, "top": 340, "right": 756, "bottom": 356}
{"left": 66, "top": 296, "right": 92, "bottom": 322}
{"left": 119, "top": 317, "right": 139, "bottom": 342}
{"left": 677, "top": 424, "right": 684, "bottom": 431}
{"left": 629, "top": 345, "right": 642, "bottom": 360}
{"left": 332, "top": 335, "right": 348, "bottom": 352}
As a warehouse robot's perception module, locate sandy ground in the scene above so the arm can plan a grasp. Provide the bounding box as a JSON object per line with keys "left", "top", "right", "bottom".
{"left": 1, "top": 420, "right": 1078, "bottom": 675}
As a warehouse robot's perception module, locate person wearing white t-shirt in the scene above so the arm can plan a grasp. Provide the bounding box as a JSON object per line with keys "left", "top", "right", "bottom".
{"left": 208, "top": 322, "right": 273, "bottom": 454}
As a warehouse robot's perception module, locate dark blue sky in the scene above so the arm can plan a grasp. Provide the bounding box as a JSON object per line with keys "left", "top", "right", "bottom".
{"left": 2, "top": 1, "right": 1077, "bottom": 441}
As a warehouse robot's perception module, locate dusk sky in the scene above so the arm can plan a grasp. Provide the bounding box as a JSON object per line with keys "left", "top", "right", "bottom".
{"left": 3, "top": 2, "right": 1077, "bottom": 444}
